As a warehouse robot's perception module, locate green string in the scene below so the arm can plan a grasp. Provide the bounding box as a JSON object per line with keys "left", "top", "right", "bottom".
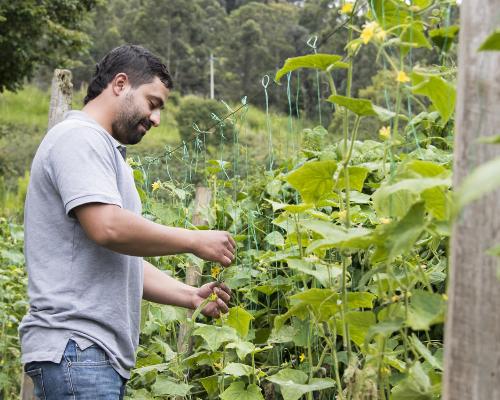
{"left": 307, "top": 35, "right": 323, "bottom": 126}
{"left": 262, "top": 75, "right": 274, "bottom": 171}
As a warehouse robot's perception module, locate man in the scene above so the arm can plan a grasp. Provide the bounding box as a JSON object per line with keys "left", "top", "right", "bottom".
{"left": 19, "top": 45, "right": 235, "bottom": 399}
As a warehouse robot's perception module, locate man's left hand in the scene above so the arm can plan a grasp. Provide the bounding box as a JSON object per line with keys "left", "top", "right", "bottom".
{"left": 192, "top": 281, "right": 232, "bottom": 318}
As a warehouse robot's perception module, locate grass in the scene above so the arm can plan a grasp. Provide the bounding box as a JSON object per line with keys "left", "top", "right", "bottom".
{"left": 0, "top": 86, "right": 50, "bottom": 128}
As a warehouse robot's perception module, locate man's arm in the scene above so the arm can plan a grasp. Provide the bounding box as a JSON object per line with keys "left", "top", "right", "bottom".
{"left": 74, "top": 203, "right": 235, "bottom": 266}
{"left": 143, "top": 259, "right": 231, "bottom": 317}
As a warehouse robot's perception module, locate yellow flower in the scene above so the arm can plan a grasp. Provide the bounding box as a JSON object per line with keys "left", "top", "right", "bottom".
{"left": 213, "top": 361, "right": 223, "bottom": 370}
{"left": 375, "top": 29, "right": 387, "bottom": 42}
{"left": 152, "top": 180, "right": 161, "bottom": 191}
{"left": 361, "top": 21, "right": 379, "bottom": 44}
{"left": 391, "top": 295, "right": 400, "bottom": 302}
{"left": 379, "top": 126, "right": 391, "bottom": 141}
{"left": 299, "top": 353, "right": 306, "bottom": 363}
{"left": 396, "top": 70, "right": 411, "bottom": 83}
{"left": 341, "top": 3, "right": 354, "bottom": 14}
{"left": 379, "top": 217, "right": 392, "bottom": 224}
{"left": 209, "top": 292, "right": 218, "bottom": 302}
{"left": 337, "top": 209, "right": 347, "bottom": 221}
{"left": 211, "top": 266, "right": 221, "bottom": 279}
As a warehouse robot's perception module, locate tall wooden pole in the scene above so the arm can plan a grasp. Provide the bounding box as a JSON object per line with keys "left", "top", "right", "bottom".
{"left": 443, "top": 1, "right": 500, "bottom": 399}
{"left": 20, "top": 69, "right": 72, "bottom": 400}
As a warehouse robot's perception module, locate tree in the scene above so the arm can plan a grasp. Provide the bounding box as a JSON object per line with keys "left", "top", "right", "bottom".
{"left": 221, "top": 2, "right": 304, "bottom": 105}
{"left": 122, "top": 0, "right": 227, "bottom": 96}
{"left": 0, "top": 0, "right": 96, "bottom": 92}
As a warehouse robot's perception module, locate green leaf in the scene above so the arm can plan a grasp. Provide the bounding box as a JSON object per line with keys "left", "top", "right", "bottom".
{"left": 366, "top": 319, "right": 404, "bottom": 344}
{"left": 291, "top": 289, "right": 376, "bottom": 311}
{"left": 193, "top": 325, "right": 239, "bottom": 351}
{"left": 406, "top": 290, "right": 446, "bottom": 331}
{"left": 382, "top": 202, "right": 427, "bottom": 261}
{"left": 223, "top": 362, "right": 254, "bottom": 377}
{"left": 336, "top": 311, "right": 376, "bottom": 346}
{"left": 402, "top": 160, "right": 447, "bottom": 177}
{"left": 264, "top": 231, "right": 285, "bottom": 247}
{"left": 286, "top": 160, "right": 337, "bottom": 204}
{"left": 411, "top": 72, "right": 456, "bottom": 125}
{"left": 226, "top": 340, "right": 256, "bottom": 359}
{"left": 421, "top": 187, "right": 449, "bottom": 221}
{"left": 456, "top": 156, "right": 500, "bottom": 211}
{"left": 335, "top": 166, "right": 370, "bottom": 192}
{"left": 286, "top": 258, "right": 342, "bottom": 287}
{"left": 199, "top": 375, "right": 219, "bottom": 398}
{"left": 409, "top": 334, "right": 443, "bottom": 371}
{"left": 220, "top": 382, "right": 264, "bottom": 400}
{"left": 327, "top": 95, "right": 395, "bottom": 121}
{"left": 267, "top": 369, "right": 335, "bottom": 400}
{"left": 429, "top": 25, "right": 459, "bottom": 52}
{"left": 226, "top": 306, "right": 254, "bottom": 338}
{"left": 479, "top": 29, "right": 500, "bottom": 51}
{"left": 132, "top": 362, "right": 169, "bottom": 377}
{"left": 391, "top": 362, "right": 433, "bottom": 400}
{"left": 152, "top": 376, "right": 192, "bottom": 397}
{"left": 275, "top": 54, "right": 348, "bottom": 82}
{"left": 302, "top": 221, "right": 374, "bottom": 252}
{"left": 370, "top": 0, "right": 410, "bottom": 29}
{"left": 477, "top": 134, "right": 500, "bottom": 144}
{"left": 268, "top": 324, "right": 297, "bottom": 344}
{"left": 373, "top": 177, "right": 450, "bottom": 218}
{"left": 401, "top": 25, "right": 431, "bottom": 51}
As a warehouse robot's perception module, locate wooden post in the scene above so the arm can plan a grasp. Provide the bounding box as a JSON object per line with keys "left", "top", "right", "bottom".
{"left": 20, "top": 69, "right": 72, "bottom": 400}
{"left": 177, "top": 186, "right": 212, "bottom": 353}
{"left": 47, "top": 69, "right": 73, "bottom": 131}
{"left": 443, "top": 1, "right": 500, "bottom": 399}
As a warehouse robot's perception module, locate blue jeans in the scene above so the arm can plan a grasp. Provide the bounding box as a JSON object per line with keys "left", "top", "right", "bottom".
{"left": 24, "top": 339, "right": 127, "bottom": 399}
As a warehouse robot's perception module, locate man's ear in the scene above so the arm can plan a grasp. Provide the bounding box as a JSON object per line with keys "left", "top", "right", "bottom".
{"left": 111, "top": 73, "right": 129, "bottom": 97}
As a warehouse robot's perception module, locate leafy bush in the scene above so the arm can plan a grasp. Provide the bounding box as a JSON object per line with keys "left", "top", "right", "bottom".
{"left": 0, "top": 219, "right": 27, "bottom": 399}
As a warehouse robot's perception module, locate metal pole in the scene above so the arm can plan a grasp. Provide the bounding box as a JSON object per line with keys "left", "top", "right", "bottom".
{"left": 209, "top": 53, "right": 215, "bottom": 100}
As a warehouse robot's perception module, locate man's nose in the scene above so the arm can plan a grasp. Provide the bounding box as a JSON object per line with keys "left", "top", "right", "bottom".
{"left": 150, "top": 109, "right": 161, "bottom": 127}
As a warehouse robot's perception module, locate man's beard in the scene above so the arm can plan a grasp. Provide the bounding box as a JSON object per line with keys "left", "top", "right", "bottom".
{"left": 112, "top": 96, "right": 152, "bottom": 145}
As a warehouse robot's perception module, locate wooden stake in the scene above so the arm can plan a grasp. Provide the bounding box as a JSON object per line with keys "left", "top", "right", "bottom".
{"left": 443, "top": 1, "right": 500, "bottom": 399}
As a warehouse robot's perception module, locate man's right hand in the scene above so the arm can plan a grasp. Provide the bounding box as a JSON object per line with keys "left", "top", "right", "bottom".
{"left": 190, "top": 230, "right": 236, "bottom": 267}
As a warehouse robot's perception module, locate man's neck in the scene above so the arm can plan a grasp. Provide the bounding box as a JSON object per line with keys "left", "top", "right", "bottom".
{"left": 82, "top": 100, "right": 114, "bottom": 135}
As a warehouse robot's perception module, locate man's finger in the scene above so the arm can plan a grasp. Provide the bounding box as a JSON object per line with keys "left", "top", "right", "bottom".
{"left": 220, "top": 255, "right": 232, "bottom": 267}
{"left": 217, "top": 298, "right": 229, "bottom": 313}
{"left": 223, "top": 249, "right": 235, "bottom": 262}
{"left": 215, "top": 287, "right": 230, "bottom": 303}
{"left": 218, "top": 282, "right": 232, "bottom": 297}
{"left": 228, "top": 234, "right": 236, "bottom": 250}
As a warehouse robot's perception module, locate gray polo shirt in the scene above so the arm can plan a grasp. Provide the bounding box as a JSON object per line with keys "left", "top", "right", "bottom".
{"left": 19, "top": 110, "right": 144, "bottom": 379}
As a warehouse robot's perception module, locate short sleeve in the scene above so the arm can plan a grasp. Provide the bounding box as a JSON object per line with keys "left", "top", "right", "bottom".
{"left": 47, "top": 127, "right": 123, "bottom": 217}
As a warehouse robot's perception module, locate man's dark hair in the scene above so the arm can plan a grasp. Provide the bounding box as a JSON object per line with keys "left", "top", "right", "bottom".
{"left": 84, "top": 45, "right": 173, "bottom": 105}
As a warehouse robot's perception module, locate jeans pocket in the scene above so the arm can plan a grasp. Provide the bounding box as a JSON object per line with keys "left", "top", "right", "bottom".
{"left": 25, "top": 368, "right": 46, "bottom": 400}
{"left": 73, "top": 342, "right": 109, "bottom": 365}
